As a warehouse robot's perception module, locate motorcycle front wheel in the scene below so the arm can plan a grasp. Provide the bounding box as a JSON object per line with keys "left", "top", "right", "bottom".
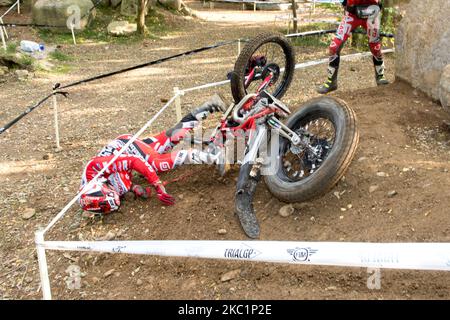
{"left": 264, "top": 97, "right": 359, "bottom": 203}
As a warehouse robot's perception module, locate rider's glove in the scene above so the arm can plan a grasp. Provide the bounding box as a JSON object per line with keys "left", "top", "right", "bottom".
{"left": 131, "top": 184, "right": 151, "bottom": 199}
{"left": 153, "top": 181, "right": 176, "bottom": 206}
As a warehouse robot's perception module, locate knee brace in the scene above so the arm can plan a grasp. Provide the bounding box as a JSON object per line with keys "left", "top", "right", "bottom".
{"left": 369, "top": 42, "right": 383, "bottom": 60}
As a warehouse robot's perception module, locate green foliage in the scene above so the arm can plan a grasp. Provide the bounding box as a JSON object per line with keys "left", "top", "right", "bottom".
{"left": 288, "top": 22, "right": 338, "bottom": 48}
{"left": 380, "top": 6, "right": 398, "bottom": 47}
{"left": 316, "top": 3, "right": 344, "bottom": 15}
{"left": 18, "top": 54, "right": 34, "bottom": 66}
{"left": 51, "top": 64, "right": 73, "bottom": 74}
{"left": 49, "top": 50, "right": 73, "bottom": 62}
{"left": 0, "top": 48, "right": 35, "bottom": 70}
{"left": 6, "top": 42, "right": 17, "bottom": 54}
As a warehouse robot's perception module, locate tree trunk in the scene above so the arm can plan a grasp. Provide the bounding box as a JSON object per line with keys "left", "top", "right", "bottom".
{"left": 291, "top": 0, "right": 298, "bottom": 34}
{"left": 137, "top": 0, "right": 149, "bottom": 35}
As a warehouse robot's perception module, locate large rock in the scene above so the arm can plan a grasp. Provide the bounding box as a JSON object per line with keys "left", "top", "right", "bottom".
{"left": 120, "top": 0, "right": 137, "bottom": 16}
{"left": 32, "top": 0, "right": 95, "bottom": 31}
{"left": 158, "top": 0, "right": 181, "bottom": 11}
{"left": 395, "top": 0, "right": 450, "bottom": 106}
{"left": 120, "top": 0, "right": 155, "bottom": 16}
{"left": 110, "top": 0, "right": 121, "bottom": 8}
{"left": 440, "top": 65, "right": 450, "bottom": 114}
{"left": 107, "top": 20, "right": 136, "bottom": 36}
{"left": 0, "top": 0, "right": 15, "bottom": 6}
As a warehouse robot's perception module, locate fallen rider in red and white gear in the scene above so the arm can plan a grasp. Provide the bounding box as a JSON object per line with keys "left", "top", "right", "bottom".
{"left": 78, "top": 94, "right": 227, "bottom": 214}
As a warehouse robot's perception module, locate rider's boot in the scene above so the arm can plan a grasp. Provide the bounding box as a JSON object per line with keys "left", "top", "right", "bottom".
{"left": 317, "top": 65, "right": 339, "bottom": 94}
{"left": 373, "top": 56, "right": 389, "bottom": 86}
{"left": 181, "top": 94, "right": 228, "bottom": 123}
{"left": 186, "top": 148, "right": 223, "bottom": 165}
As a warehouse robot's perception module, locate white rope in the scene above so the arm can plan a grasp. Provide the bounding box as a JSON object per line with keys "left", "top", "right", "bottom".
{"left": 42, "top": 94, "right": 179, "bottom": 234}
{"left": 286, "top": 29, "right": 335, "bottom": 38}
{"left": 179, "top": 49, "right": 395, "bottom": 93}
{"left": 37, "top": 240, "right": 450, "bottom": 271}
{"left": 294, "top": 49, "right": 395, "bottom": 70}
{"left": 181, "top": 79, "right": 231, "bottom": 94}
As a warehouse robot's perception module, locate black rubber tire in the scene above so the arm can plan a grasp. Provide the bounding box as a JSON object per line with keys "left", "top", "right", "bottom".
{"left": 264, "top": 97, "right": 359, "bottom": 203}
{"left": 231, "top": 33, "right": 295, "bottom": 103}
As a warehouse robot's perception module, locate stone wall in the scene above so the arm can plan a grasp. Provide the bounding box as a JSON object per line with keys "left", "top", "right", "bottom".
{"left": 395, "top": 0, "right": 450, "bottom": 112}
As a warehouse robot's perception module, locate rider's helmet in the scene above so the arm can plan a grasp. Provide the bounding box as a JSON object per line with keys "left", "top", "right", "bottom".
{"left": 79, "top": 178, "right": 120, "bottom": 214}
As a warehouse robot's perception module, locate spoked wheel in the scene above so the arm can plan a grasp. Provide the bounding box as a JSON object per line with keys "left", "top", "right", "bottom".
{"left": 281, "top": 118, "right": 336, "bottom": 182}
{"left": 231, "top": 33, "right": 295, "bottom": 103}
{"left": 264, "top": 97, "right": 359, "bottom": 203}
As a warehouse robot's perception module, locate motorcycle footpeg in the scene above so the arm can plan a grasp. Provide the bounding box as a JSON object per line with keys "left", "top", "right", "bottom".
{"left": 235, "top": 190, "right": 260, "bottom": 239}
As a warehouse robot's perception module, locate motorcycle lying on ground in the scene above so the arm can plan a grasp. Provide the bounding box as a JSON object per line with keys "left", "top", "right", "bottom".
{"left": 207, "top": 33, "right": 359, "bottom": 238}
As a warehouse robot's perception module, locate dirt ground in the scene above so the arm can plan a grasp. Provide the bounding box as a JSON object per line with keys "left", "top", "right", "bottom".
{"left": 1, "top": 4, "right": 450, "bottom": 300}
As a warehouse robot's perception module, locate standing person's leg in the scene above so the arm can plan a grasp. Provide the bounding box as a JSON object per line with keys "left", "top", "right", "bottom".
{"left": 317, "top": 11, "right": 359, "bottom": 94}
{"left": 364, "top": 9, "right": 389, "bottom": 85}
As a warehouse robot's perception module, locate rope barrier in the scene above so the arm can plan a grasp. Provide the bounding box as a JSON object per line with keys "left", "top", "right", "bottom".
{"left": 0, "top": 91, "right": 68, "bottom": 135}
{"left": 57, "top": 39, "right": 239, "bottom": 90}
{"left": 286, "top": 28, "right": 395, "bottom": 38}
{"left": 0, "top": 40, "right": 240, "bottom": 136}
{"left": 42, "top": 94, "right": 179, "bottom": 234}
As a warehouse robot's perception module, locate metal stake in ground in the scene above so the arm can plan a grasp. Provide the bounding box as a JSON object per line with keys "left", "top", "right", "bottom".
{"left": 35, "top": 231, "right": 51, "bottom": 300}
{"left": 173, "top": 87, "right": 182, "bottom": 122}
{"left": 0, "top": 24, "right": 6, "bottom": 50}
{"left": 0, "top": 17, "right": 8, "bottom": 39}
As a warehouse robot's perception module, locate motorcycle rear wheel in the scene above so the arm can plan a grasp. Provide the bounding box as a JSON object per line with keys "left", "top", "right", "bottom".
{"left": 231, "top": 33, "right": 295, "bottom": 103}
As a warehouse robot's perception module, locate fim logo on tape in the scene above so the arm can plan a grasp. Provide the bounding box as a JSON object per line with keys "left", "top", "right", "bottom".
{"left": 224, "top": 243, "right": 262, "bottom": 259}
{"left": 287, "top": 247, "right": 318, "bottom": 262}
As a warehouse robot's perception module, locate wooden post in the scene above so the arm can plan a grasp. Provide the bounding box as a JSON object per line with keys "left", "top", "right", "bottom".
{"left": 0, "top": 17, "right": 8, "bottom": 40}
{"left": 52, "top": 93, "right": 61, "bottom": 150}
{"left": 174, "top": 87, "right": 182, "bottom": 122}
{"left": 36, "top": 231, "right": 52, "bottom": 300}
{"left": 17, "top": 0, "right": 20, "bottom": 14}
{"left": 237, "top": 38, "right": 241, "bottom": 57}
{"left": 70, "top": 24, "right": 77, "bottom": 45}
{"left": 0, "top": 26, "right": 6, "bottom": 51}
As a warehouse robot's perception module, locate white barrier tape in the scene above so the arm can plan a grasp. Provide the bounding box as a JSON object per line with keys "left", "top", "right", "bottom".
{"left": 286, "top": 29, "right": 335, "bottom": 38}
{"left": 181, "top": 79, "right": 231, "bottom": 94}
{"left": 37, "top": 240, "right": 450, "bottom": 271}
{"left": 42, "top": 94, "right": 179, "bottom": 234}
{"left": 179, "top": 49, "right": 394, "bottom": 93}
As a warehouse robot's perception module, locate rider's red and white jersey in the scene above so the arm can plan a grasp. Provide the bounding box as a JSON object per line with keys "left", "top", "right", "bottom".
{"left": 97, "top": 134, "right": 161, "bottom": 161}
{"left": 81, "top": 154, "right": 160, "bottom": 187}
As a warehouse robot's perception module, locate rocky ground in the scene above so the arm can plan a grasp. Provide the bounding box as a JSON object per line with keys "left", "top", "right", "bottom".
{"left": 1, "top": 4, "right": 450, "bottom": 300}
